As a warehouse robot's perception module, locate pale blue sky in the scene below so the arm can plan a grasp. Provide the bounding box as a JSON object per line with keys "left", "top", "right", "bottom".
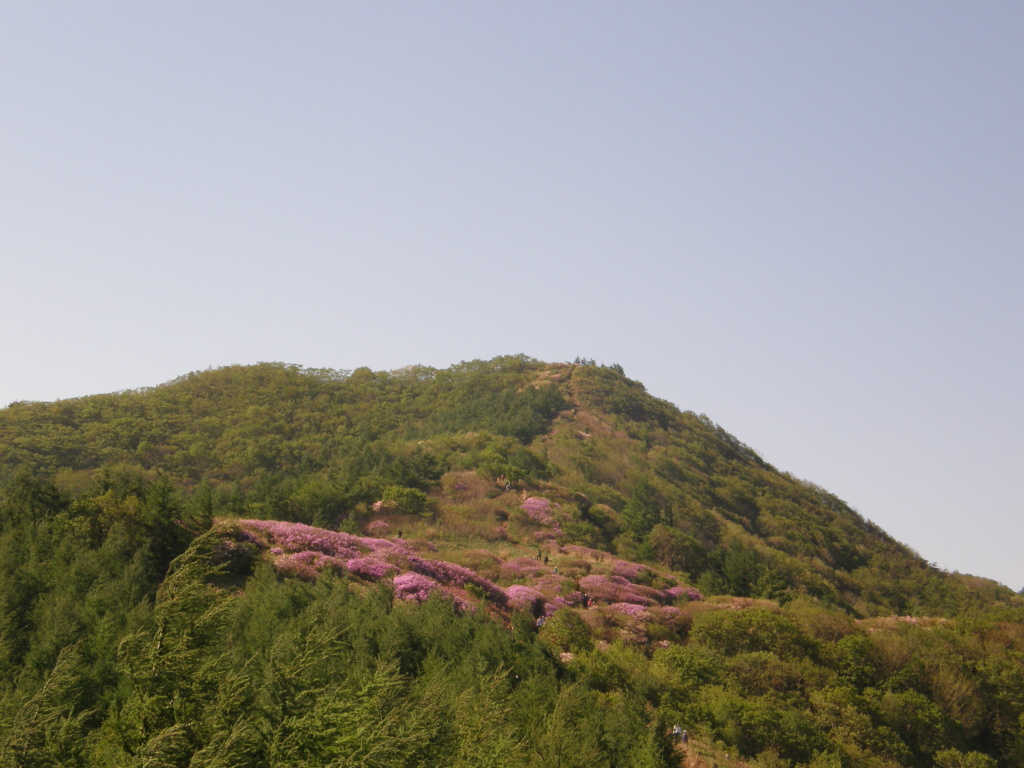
{"left": 2, "top": 3, "right": 1022, "bottom": 589}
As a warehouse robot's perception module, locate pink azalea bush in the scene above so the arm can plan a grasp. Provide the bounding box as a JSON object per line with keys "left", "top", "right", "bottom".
{"left": 241, "top": 519, "right": 401, "bottom": 560}
{"left": 580, "top": 574, "right": 662, "bottom": 606}
{"left": 520, "top": 497, "right": 559, "bottom": 526}
{"left": 347, "top": 557, "right": 398, "bottom": 580}
{"left": 505, "top": 584, "right": 545, "bottom": 611}
{"left": 393, "top": 572, "right": 441, "bottom": 603}
{"left": 407, "top": 556, "right": 507, "bottom": 604}
{"left": 612, "top": 560, "right": 646, "bottom": 581}
{"left": 366, "top": 519, "right": 390, "bottom": 536}
{"left": 274, "top": 551, "right": 345, "bottom": 579}
{"left": 665, "top": 585, "right": 703, "bottom": 602}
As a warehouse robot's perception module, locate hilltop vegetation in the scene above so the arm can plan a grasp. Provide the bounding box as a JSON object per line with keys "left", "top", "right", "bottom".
{"left": 1, "top": 356, "right": 1021, "bottom": 767}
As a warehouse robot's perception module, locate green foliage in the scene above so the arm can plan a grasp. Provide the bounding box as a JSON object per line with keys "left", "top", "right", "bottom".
{"left": 689, "top": 607, "right": 811, "bottom": 659}
{"left": 382, "top": 486, "right": 430, "bottom": 516}
{"left": 934, "top": 748, "right": 999, "bottom": 768}
{"left": 539, "top": 610, "right": 594, "bottom": 654}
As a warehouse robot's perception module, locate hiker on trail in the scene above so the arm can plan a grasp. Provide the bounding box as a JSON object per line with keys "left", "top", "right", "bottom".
{"left": 681, "top": 730, "right": 688, "bottom": 746}
{"left": 671, "top": 725, "right": 682, "bottom": 743}
{"left": 543, "top": 555, "right": 549, "bottom": 565}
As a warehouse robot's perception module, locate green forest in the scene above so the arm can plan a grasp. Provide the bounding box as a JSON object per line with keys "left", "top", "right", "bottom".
{"left": 1, "top": 356, "right": 1021, "bottom": 767}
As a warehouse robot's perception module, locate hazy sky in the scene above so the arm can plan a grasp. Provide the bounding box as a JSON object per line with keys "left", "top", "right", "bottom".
{"left": 2, "top": 3, "right": 1022, "bottom": 589}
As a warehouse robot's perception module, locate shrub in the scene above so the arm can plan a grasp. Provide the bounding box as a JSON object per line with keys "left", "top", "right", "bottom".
{"left": 539, "top": 609, "right": 594, "bottom": 653}
{"left": 382, "top": 486, "right": 429, "bottom": 516}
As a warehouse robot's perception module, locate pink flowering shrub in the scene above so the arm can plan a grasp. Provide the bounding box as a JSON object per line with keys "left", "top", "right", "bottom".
{"left": 580, "top": 574, "right": 662, "bottom": 606}
{"left": 505, "top": 584, "right": 545, "bottom": 612}
{"left": 665, "top": 585, "right": 703, "bottom": 602}
{"left": 521, "top": 497, "right": 559, "bottom": 526}
{"left": 240, "top": 519, "right": 412, "bottom": 561}
{"left": 274, "top": 550, "right": 346, "bottom": 580}
{"left": 366, "top": 520, "right": 390, "bottom": 536}
{"left": 347, "top": 557, "right": 398, "bottom": 581}
{"left": 407, "top": 556, "right": 507, "bottom": 605}
{"left": 612, "top": 560, "right": 646, "bottom": 581}
{"left": 393, "top": 572, "right": 441, "bottom": 603}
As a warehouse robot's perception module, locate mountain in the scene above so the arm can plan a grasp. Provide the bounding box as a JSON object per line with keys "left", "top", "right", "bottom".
{"left": 1, "top": 355, "right": 1021, "bottom": 767}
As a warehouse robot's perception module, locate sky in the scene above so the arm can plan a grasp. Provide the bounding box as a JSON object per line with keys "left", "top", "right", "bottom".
{"left": 1, "top": 3, "right": 1022, "bottom": 589}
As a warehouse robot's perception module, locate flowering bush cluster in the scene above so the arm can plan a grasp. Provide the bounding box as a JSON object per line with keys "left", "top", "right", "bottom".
{"left": 505, "top": 584, "right": 545, "bottom": 611}
{"left": 579, "top": 574, "right": 665, "bottom": 606}
{"left": 240, "top": 519, "right": 410, "bottom": 561}
{"left": 392, "top": 572, "right": 441, "bottom": 603}
{"left": 365, "top": 519, "right": 390, "bottom": 536}
{"left": 665, "top": 585, "right": 703, "bottom": 602}
{"left": 274, "top": 550, "right": 345, "bottom": 579}
{"left": 612, "top": 560, "right": 646, "bottom": 581}
{"left": 521, "top": 497, "right": 558, "bottom": 526}
{"left": 408, "top": 556, "right": 506, "bottom": 604}
{"left": 346, "top": 557, "right": 398, "bottom": 580}
{"left": 236, "top": 518, "right": 698, "bottom": 641}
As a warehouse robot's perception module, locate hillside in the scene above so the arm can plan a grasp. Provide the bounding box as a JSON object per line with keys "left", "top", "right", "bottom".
{"left": 1, "top": 356, "right": 1022, "bottom": 767}
{"left": 1, "top": 356, "right": 1011, "bottom": 616}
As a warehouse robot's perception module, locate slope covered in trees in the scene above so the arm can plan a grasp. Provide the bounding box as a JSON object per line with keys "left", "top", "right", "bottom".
{"left": 1, "top": 356, "right": 1021, "bottom": 767}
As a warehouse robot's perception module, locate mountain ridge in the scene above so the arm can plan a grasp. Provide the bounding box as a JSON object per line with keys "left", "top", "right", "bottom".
{"left": 0, "top": 356, "right": 1013, "bottom": 615}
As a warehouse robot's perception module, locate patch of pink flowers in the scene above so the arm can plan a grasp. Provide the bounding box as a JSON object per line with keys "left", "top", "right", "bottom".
{"left": 665, "top": 585, "right": 703, "bottom": 602}
{"left": 240, "top": 519, "right": 409, "bottom": 561}
{"left": 274, "top": 551, "right": 345, "bottom": 579}
{"left": 366, "top": 520, "right": 390, "bottom": 536}
{"left": 346, "top": 557, "right": 398, "bottom": 580}
{"left": 392, "top": 572, "right": 441, "bottom": 603}
{"left": 612, "top": 560, "right": 646, "bottom": 581}
{"left": 505, "top": 584, "right": 545, "bottom": 611}
{"left": 521, "top": 497, "right": 559, "bottom": 526}
{"left": 580, "top": 574, "right": 663, "bottom": 606}
{"left": 407, "top": 556, "right": 507, "bottom": 605}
